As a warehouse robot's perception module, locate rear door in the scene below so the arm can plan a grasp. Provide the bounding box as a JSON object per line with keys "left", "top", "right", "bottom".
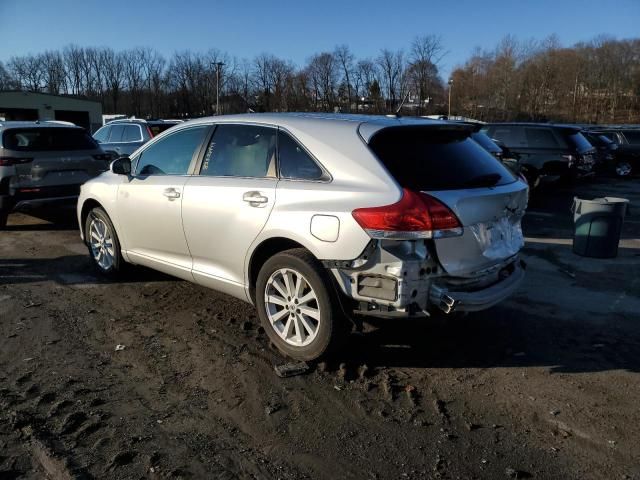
{"left": 367, "top": 126, "right": 528, "bottom": 276}
{"left": 181, "top": 123, "right": 277, "bottom": 298}
{"left": 116, "top": 125, "right": 210, "bottom": 279}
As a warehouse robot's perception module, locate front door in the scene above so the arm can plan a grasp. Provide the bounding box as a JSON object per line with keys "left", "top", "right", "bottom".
{"left": 181, "top": 123, "right": 278, "bottom": 299}
{"left": 117, "top": 125, "right": 210, "bottom": 279}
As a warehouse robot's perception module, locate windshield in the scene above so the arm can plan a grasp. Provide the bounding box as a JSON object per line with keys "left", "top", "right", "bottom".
{"left": 368, "top": 126, "right": 517, "bottom": 191}
{"left": 623, "top": 130, "right": 640, "bottom": 145}
{"left": 2, "top": 127, "right": 98, "bottom": 151}
{"left": 565, "top": 132, "right": 593, "bottom": 153}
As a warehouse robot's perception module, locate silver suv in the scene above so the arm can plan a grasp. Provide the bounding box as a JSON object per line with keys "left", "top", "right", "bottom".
{"left": 77, "top": 114, "right": 528, "bottom": 360}
{"left": 0, "top": 121, "right": 112, "bottom": 228}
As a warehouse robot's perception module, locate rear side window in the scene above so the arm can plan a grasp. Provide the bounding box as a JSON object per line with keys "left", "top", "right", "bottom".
{"left": 122, "top": 125, "right": 142, "bottom": 142}
{"left": 369, "top": 127, "right": 517, "bottom": 191}
{"left": 623, "top": 131, "right": 640, "bottom": 144}
{"left": 525, "top": 128, "right": 560, "bottom": 148}
{"left": 108, "top": 125, "right": 125, "bottom": 142}
{"left": 200, "top": 124, "right": 276, "bottom": 178}
{"left": 278, "top": 131, "right": 325, "bottom": 180}
{"left": 2, "top": 128, "right": 97, "bottom": 151}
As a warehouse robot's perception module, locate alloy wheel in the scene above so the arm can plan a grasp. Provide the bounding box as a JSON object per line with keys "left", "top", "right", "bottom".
{"left": 616, "top": 162, "right": 632, "bottom": 177}
{"left": 89, "top": 217, "right": 115, "bottom": 271}
{"left": 264, "top": 268, "right": 321, "bottom": 347}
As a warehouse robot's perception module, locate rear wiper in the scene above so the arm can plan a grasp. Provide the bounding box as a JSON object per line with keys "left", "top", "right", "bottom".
{"left": 463, "top": 173, "right": 502, "bottom": 188}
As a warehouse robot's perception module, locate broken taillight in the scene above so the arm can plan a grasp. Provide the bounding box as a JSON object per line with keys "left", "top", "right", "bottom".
{"left": 352, "top": 189, "right": 463, "bottom": 240}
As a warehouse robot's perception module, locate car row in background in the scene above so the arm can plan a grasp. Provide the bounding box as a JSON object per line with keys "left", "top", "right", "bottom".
{"left": 92, "top": 118, "right": 182, "bottom": 157}
{"left": 0, "top": 120, "right": 114, "bottom": 228}
{"left": 582, "top": 126, "right": 640, "bottom": 176}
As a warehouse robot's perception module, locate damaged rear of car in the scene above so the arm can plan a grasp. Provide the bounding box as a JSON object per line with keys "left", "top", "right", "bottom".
{"left": 330, "top": 123, "right": 528, "bottom": 317}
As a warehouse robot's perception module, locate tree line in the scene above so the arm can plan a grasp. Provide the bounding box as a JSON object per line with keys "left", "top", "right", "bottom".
{"left": 1, "top": 34, "right": 638, "bottom": 124}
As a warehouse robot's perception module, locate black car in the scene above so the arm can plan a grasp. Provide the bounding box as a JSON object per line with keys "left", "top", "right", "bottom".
{"left": 584, "top": 127, "right": 640, "bottom": 176}
{"left": 470, "top": 130, "right": 521, "bottom": 174}
{"left": 581, "top": 131, "right": 622, "bottom": 174}
{"left": 482, "top": 123, "right": 596, "bottom": 187}
{"left": 92, "top": 119, "right": 182, "bottom": 157}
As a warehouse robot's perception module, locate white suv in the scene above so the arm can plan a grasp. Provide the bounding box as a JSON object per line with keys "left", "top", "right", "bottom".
{"left": 77, "top": 113, "right": 528, "bottom": 360}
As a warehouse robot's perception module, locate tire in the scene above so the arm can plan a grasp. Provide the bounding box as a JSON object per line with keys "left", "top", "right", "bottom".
{"left": 256, "top": 248, "right": 348, "bottom": 361}
{"left": 84, "top": 207, "right": 125, "bottom": 278}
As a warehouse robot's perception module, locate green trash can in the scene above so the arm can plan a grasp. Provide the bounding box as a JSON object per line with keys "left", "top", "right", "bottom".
{"left": 572, "top": 197, "right": 629, "bottom": 258}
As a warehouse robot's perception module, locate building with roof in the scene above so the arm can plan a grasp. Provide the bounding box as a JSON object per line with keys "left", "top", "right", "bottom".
{"left": 0, "top": 91, "right": 102, "bottom": 132}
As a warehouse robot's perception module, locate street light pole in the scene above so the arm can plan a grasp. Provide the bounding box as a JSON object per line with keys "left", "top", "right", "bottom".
{"left": 213, "top": 62, "right": 225, "bottom": 115}
{"left": 448, "top": 78, "right": 453, "bottom": 118}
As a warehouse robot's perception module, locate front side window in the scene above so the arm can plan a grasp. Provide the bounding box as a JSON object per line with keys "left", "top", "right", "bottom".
{"left": 200, "top": 124, "right": 276, "bottom": 178}
{"left": 278, "top": 131, "right": 325, "bottom": 180}
{"left": 135, "top": 126, "right": 208, "bottom": 176}
{"left": 623, "top": 130, "right": 640, "bottom": 145}
{"left": 93, "top": 126, "right": 110, "bottom": 143}
{"left": 123, "top": 125, "right": 142, "bottom": 142}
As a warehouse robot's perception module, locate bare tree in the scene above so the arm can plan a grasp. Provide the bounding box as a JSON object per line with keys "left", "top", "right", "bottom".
{"left": 377, "top": 49, "right": 404, "bottom": 112}
{"left": 334, "top": 45, "right": 354, "bottom": 112}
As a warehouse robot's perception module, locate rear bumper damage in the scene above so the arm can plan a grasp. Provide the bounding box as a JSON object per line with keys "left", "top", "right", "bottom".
{"left": 327, "top": 239, "right": 525, "bottom": 318}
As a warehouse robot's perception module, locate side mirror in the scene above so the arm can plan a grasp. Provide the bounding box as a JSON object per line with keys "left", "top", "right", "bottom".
{"left": 111, "top": 156, "right": 132, "bottom": 175}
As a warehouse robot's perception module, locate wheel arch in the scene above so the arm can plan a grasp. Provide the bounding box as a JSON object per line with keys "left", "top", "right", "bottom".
{"left": 79, "top": 198, "right": 105, "bottom": 241}
{"left": 246, "top": 236, "right": 315, "bottom": 304}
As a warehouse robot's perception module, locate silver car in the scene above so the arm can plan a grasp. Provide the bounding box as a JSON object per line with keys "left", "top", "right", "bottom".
{"left": 77, "top": 113, "right": 528, "bottom": 360}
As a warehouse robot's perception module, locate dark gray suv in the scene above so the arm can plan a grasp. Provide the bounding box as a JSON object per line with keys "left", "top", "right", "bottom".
{"left": 93, "top": 119, "right": 182, "bottom": 157}
{"left": 0, "top": 121, "right": 112, "bottom": 228}
{"left": 482, "top": 123, "right": 596, "bottom": 187}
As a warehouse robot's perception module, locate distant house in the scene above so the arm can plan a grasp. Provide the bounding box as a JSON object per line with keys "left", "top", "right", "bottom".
{"left": 0, "top": 91, "right": 102, "bottom": 132}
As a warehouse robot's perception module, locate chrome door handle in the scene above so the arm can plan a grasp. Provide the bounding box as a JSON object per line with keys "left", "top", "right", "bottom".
{"left": 242, "top": 191, "right": 268, "bottom": 206}
{"left": 163, "top": 188, "right": 181, "bottom": 200}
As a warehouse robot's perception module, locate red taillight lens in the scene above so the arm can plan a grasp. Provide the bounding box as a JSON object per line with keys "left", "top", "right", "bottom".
{"left": 147, "top": 126, "right": 154, "bottom": 138}
{"left": 0, "top": 157, "right": 33, "bottom": 166}
{"left": 352, "top": 189, "right": 463, "bottom": 240}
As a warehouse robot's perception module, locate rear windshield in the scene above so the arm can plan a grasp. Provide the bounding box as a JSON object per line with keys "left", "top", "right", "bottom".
{"left": 623, "top": 130, "right": 640, "bottom": 144}
{"left": 471, "top": 131, "right": 501, "bottom": 154}
{"left": 369, "top": 126, "right": 517, "bottom": 191}
{"left": 148, "top": 123, "right": 178, "bottom": 137}
{"left": 2, "top": 128, "right": 97, "bottom": 151}
{"left": 565, "top": 131, "right": 593, "bottom": 152}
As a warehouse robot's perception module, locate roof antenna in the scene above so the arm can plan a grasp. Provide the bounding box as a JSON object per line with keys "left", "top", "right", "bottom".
{"left": 395, "top": 91, "right": 410, "bottom": 116}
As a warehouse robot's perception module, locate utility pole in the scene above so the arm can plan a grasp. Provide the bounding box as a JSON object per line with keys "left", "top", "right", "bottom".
{"left": 448, "top": 78, "right": 453, "bottom": 118}
{"left": 213, "top": 62, "right": 225, "bottom": 115}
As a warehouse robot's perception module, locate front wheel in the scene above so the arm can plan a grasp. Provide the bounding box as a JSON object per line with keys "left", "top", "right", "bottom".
{"left": 85, "top": 207, "right": 125, "bottom": 277}
{"left": 256, "top": 248, "right": 347, "bottom": 361}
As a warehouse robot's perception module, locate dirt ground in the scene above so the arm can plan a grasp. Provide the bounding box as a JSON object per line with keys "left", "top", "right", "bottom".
{"left": 1, "top": 177, "right": 639, "bottom": 480}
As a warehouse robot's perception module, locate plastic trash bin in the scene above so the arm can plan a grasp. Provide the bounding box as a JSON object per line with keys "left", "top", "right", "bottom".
{"left": 572, "top": 196, "right": 629, "bottom": 258}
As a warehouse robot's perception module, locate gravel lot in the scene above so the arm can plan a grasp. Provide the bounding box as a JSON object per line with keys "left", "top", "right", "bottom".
{"left": 1, "top": 177, "right": 639, "bottom": 480}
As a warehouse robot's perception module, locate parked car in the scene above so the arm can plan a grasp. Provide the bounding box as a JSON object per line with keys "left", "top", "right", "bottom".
{"left": 482, "top": 123, "right": 596, "bottom": 187}
{"left": 0, "top": 121, "right": 112, "bottom": 228}
{"left": 77, "top": 114, "right": 528, "bottom": 360}
{"left": 581, "top": 130, "right": 622, "bottom": 174}
{"left": 464, "top": 125, "right": 522, "bottom": 175}
{"left": 584, "top": 127, "right": 640, "bottom": 176}
{"left": 92, "top": 119, "right": 182, "bottom": 157}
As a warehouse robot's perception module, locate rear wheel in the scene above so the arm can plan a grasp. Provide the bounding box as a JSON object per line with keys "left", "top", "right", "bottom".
{"left": 256, "top": 248, "right": 347, "bottom": 361}
{"left": 85, "top": 207, "right": 125, "bottom": 277}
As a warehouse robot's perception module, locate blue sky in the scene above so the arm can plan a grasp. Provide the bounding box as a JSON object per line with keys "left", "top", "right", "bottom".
{"left": 1, "top": 0, "right": 638, "bottom": 79}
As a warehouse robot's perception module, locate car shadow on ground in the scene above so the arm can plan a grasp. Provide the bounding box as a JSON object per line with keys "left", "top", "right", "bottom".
{"left": 5, "top": 206, "right": 79, "bottom": 231}
{"left": 339, "top": 307, "right": 640, "bottom": 375}
{"left": 0, "top": 255, "right": 178, "bottom": 286}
